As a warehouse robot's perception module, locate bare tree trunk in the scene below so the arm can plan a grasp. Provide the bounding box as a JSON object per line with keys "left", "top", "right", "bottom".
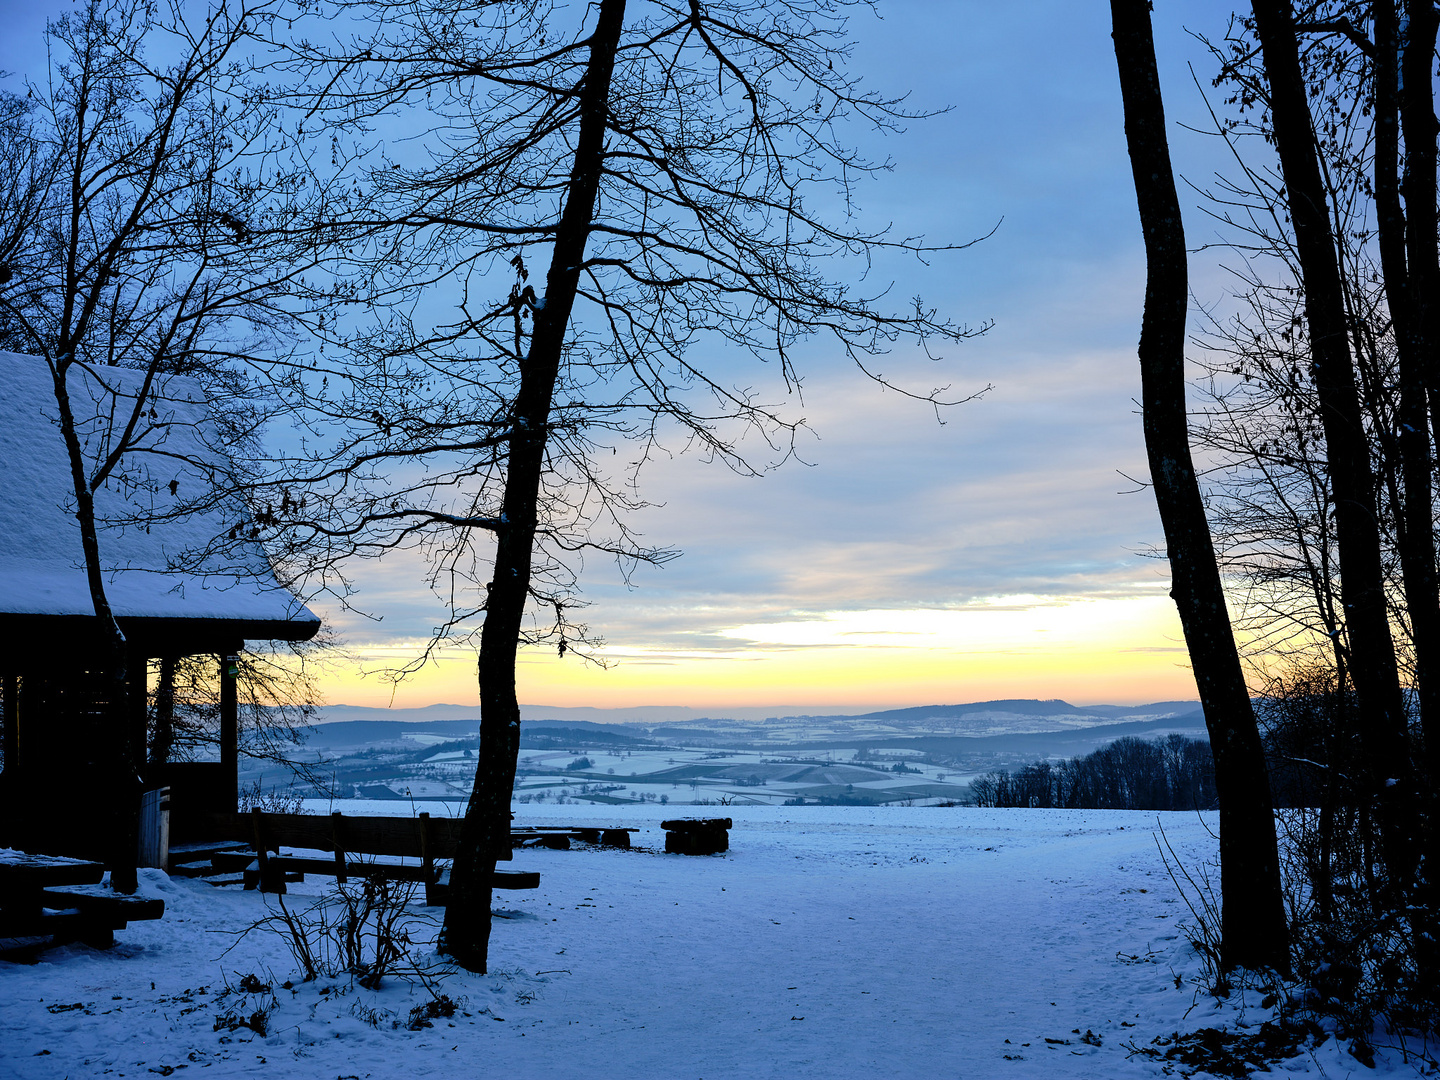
{"left": 1400, "top": 0, "right": 1440, "bottom": 788}
{"left": 50, "top": 356, "right": 139, "bottom": 892}
{"left": 1394, "top": 0, "right": 1440, "bottom": 1000}
{"left": 1110, "top": 0, "right": 1289, "bottom": 972}
{"left": 1374, "top": 0, "right": 1439, "bottom": 766}
{"left": 1249, "top": 0, "right": 1416, "bottom": 893}
{"left": 439, "top": 0, "right": 628, "bottom": 973}
{"left": 1376, "top": 16, "right": 1438, "bottom": 983}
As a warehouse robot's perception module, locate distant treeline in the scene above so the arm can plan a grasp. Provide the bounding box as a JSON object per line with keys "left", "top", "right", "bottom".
{"left": 968, "top": 734, "right": 1216, "bottom": 811}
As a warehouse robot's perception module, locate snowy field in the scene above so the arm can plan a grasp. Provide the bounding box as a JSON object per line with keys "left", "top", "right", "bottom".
{"left": 1, "top": 805, "right": 1427, "bottom": 1079}
{"left": 324, "top": 741, "right": 981, "bottom": 807}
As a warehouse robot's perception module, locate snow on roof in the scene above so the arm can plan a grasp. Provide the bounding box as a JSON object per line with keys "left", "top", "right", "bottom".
{"left": 0, "top": 351, "right": 318, "bottom": 635}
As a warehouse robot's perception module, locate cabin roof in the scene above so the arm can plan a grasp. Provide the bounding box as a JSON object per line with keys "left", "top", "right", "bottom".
{"left": 0, "top": 352, "right": 318, "bottom": 654}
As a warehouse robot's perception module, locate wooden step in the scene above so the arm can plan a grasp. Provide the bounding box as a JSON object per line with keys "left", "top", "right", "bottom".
{"left": 166, "top": 841, "right": 247, "bottom": 874}
{"left": 168, "top": 861, "right": 220, "bottom": 879}
{"left": 39, "top": 886, "right": 164, "bottom": 922}
{"left": 211, "top": 850, "right": 263, "bottom": 874}
{"left": 0, "top": 908, "right": 122, "bottom": 948}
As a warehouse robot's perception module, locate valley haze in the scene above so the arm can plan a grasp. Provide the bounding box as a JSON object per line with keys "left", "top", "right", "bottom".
{"left": 265, "top": 698, "right": 1209, "bottom": 810}
{"left": 311, "top": 697, "right": 1205, "bottom": 735}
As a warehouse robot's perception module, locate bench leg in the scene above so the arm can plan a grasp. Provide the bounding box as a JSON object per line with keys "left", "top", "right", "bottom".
{"left": 252, "top": 859, "right": 286, "bottom": 894}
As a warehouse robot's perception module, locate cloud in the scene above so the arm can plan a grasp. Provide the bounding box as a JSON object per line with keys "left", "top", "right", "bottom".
{"left": 1, "top": 0, "right": 1242, "bottom": 709}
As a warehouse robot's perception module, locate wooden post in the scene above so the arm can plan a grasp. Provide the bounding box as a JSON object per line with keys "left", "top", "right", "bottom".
{"left": 2, "top": 671, "right": 17, "bottom": 769}
{"left": 251, "top": 807, "right": 283, "bottom": 894}
{"left": 331, "top": 811, "right": 348, "bottom": 883}
{"left": 220, "top": 655, "right": 239, "bottom": 811}
{"left": 418, "top": 812, "right": 436, "bottom": 904}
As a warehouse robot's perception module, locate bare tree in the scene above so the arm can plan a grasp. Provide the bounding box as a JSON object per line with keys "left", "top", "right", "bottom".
{"left": 1109, "top": 0, "right": 1289, "bottom": 974}
{"left": 280, "top": 0, "right": 986, "bottom": 971}
{"left": 1246, "top": 0, "right": 1416, "bottom": 897}
{"left": 0, "top": 0, "right": 350, "bottom": 879}
{"left": 1180, "top": 0, "right": 1440, "bottom": 1017}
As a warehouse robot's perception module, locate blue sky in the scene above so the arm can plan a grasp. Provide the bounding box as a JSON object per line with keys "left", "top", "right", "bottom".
{"left": 2, "top": 0, "right": 1254, "bottom": 710}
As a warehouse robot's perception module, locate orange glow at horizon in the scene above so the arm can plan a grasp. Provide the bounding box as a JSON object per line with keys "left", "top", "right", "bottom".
{"left": 310, "top": 594, "right": 1203, "bottom": 711}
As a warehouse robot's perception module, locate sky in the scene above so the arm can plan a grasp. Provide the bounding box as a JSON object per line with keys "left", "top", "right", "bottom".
{"left": 1, "top": 0, "right": 1257, "bottom": 713}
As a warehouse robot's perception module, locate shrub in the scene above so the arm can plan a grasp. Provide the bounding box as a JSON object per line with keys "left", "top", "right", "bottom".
{"left": 233, "top": 872, "right": 450, "bottom": 991}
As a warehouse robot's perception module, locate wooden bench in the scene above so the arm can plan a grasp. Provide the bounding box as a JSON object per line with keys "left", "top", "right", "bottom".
{"left": 193, "top": 810, "right": 541, "bottom": 903}
{"left": 0, "top": 852, "right": 164, "bottom": 950}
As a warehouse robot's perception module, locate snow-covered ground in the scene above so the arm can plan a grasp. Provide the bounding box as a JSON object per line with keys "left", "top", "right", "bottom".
{"left": 1, "top": 806, "right": 1427, "bottom": 1078}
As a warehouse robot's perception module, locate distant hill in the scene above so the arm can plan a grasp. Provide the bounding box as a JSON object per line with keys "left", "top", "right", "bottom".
{"left": 624, "top": 699, "right": 1204, "bottom": 745}
{"left": 311, "top": 704, "right": 484, "bottom": 726}
{"left": 312, "top": 697, "right": 1201, "bottom": 731}
{"left": 302, "top": 718, "right": 484, "bottom": 748}
{"left": 312, "top": 702, "right": 879, "bottom": 726}
{"left": 814, "top": 712, "right": 1209, "bottom": 758}
{"left": 852, "top": 699, "right": 1202, "bottom": 723}
{"left": 296, "top": 698, "right": 1206, "bottom": 758}
{"left": 300, "top": 716, "right": 660, "bottom": 752}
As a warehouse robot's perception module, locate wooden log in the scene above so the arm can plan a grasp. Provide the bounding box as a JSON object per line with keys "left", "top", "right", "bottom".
{"left": 660, "top": 817, "right": 732, "bottom": 831}
{"left": 664, "top": 830, "right": 727, "bottom": 855}
{"left": 661, "top": 817, "right": 729, "bottom": 855}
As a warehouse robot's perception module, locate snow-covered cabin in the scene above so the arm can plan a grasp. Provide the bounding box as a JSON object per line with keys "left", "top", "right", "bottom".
{"left": 0, "top": 352, "right": 319, "bottom": 857}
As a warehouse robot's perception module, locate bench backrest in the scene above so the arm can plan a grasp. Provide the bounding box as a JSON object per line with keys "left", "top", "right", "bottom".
{"left": 196, "top": 810, "right": 464, "bottom": 860}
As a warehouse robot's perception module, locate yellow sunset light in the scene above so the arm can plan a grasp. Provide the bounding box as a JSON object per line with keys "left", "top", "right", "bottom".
{"left": 313, "top": 593, "right": 1199, "bottom": 711}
